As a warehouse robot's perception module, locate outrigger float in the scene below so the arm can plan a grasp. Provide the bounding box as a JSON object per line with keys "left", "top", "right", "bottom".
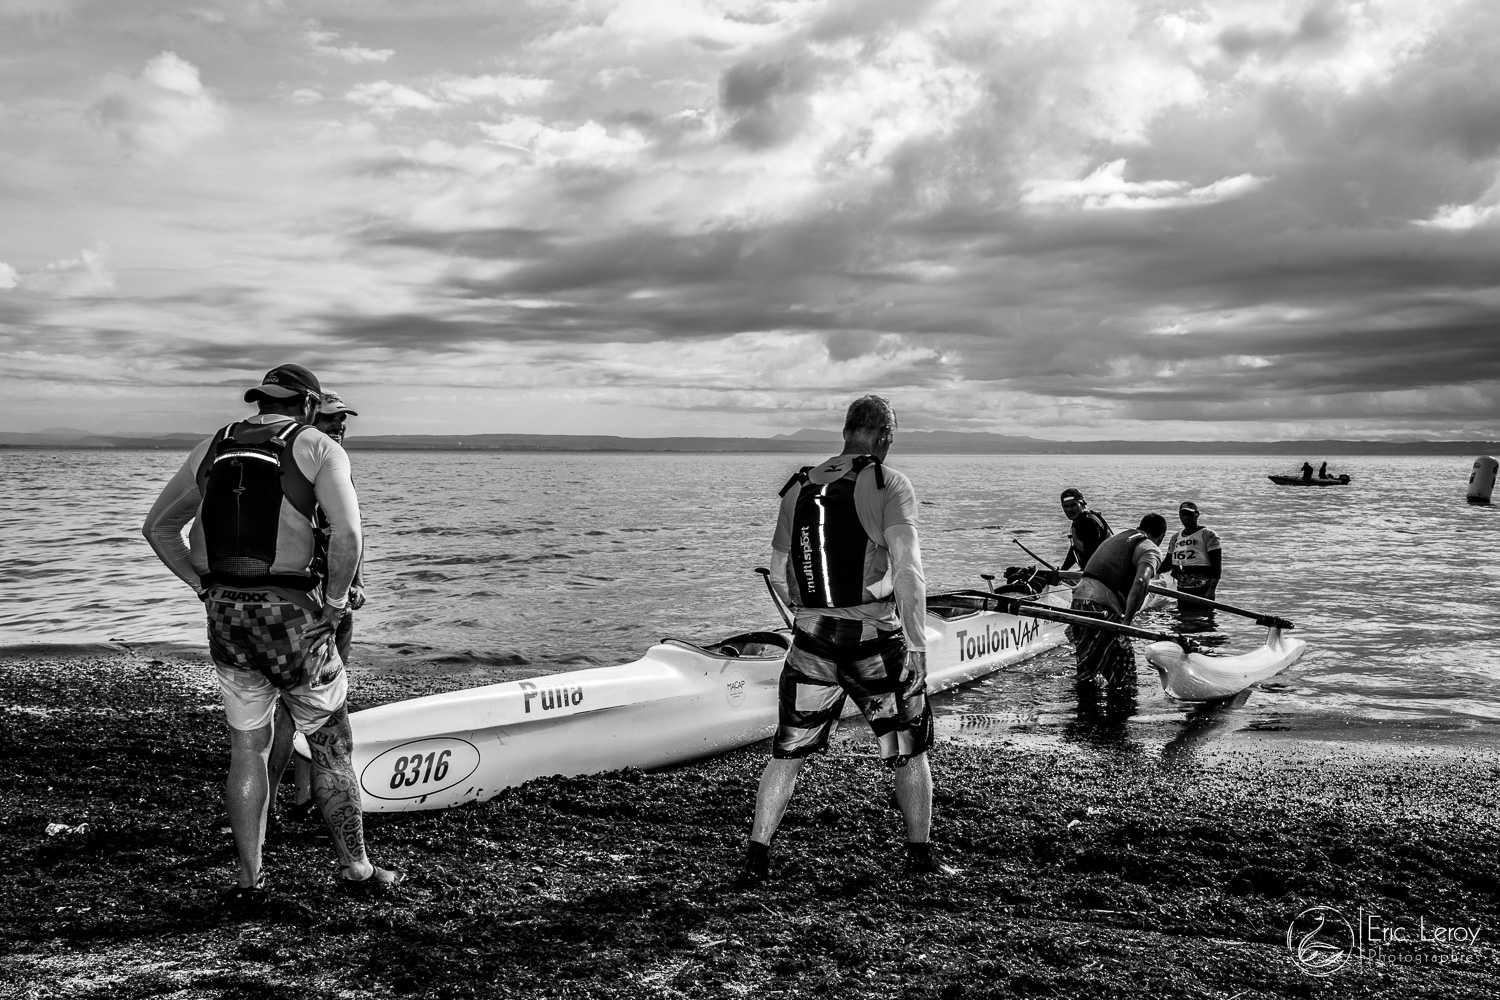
{"left": 338, "top": 571, "right": 1079, "bottom": 813}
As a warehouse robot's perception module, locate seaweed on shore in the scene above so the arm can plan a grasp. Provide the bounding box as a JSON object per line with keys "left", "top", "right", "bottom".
{"left": 2, "top": 652, "right": 1499, "bottom": 999}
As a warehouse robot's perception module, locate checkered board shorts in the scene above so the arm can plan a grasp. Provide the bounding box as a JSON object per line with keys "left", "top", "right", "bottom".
{"left": 207, "top": 599, "right": 339, "bottom": 690}
{"left": 773, "top": 616, "right": 933, "bottom": 766}
{"left": 1069, "top": 598, "right": 1136, "bottom": 688}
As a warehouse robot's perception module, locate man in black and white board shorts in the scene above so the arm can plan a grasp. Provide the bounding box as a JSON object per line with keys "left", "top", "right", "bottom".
{"left": 736, "top": 395, "right": 954, "bottom": 886}
{"left": 143, "top": 364, "right": 402, "bottom": 909}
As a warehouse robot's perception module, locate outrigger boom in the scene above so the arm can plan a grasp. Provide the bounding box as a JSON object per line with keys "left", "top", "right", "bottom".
{"left": 1144, "top": 585, "right": 1294, "bottom": 630}
{"left": 944, "top": 590, "right": 1195, "bottom": 650}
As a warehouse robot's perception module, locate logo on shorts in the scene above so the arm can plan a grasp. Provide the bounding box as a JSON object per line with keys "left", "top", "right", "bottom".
{"left": 215, "top": 588, "right": 271, "bottom": 603}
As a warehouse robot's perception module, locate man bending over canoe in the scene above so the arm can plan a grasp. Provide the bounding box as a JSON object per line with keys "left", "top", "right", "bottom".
{"left": 142, "top": 364, "right": 402, "bottom": 910}
{"left": 737, "top": 394, "right": 954, "bottom": 886}
{"left": 1070, "top": 513, "right": 1168, "bottom": 689}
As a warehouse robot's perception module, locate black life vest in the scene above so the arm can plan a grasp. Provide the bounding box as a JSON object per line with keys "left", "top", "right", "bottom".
{"left": 1071, "top": 509, "right": 1113, "bottom": 567}
{"left": 778, "top": 456, "right": 885, "bottom": 609}
{"left": 195, "top": 420, "right": 319, "bottom": 591}
{"left": 1082, "top": 528, "right": 1150, "bottom": 597}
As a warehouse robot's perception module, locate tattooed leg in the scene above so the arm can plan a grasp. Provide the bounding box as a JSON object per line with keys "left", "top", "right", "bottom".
{"left": 305, "top": 706, "right": 373, "bottom": 880}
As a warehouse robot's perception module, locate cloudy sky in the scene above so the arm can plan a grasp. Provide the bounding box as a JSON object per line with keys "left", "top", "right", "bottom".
{"left": 2, "top": 0, "right": 1498, "bottom": 440}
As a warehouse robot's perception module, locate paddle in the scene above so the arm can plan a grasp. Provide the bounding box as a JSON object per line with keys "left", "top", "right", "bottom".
{"left": 1011, "top": 537, "right": 1057, "bottom": 570}
{"left": 946, "top": 590, "right": 1194, "bottom": 650}
{"left": 1145, "top": 585, "right": 1294, "bottom": 630}
{"left": 754, "top": 567, "right": 793, "bottom": 629}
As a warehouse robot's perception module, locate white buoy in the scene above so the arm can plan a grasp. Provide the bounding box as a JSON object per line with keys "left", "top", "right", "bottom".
{"left": 1467, "top": 456, "right": 1497, "bottom": 504}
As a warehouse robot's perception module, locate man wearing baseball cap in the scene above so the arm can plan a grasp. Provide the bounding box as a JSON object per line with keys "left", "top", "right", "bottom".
{"left": 267, "top": 388, "right": 366, "bottom": 827}
{"left": 313, "top": 390, "right": 358, "bottom": 445}
{"left": 143, "top": 365, "right": 403, "bottom": 909}
{"left": 1164, "top": 501, "right": 1222, "bottom": 603}
{"left": 1058, "top": 487, "right": 1113, "bottom": 573}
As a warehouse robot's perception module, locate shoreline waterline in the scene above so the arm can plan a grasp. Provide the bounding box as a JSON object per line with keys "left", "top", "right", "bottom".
{"left": 7, "top": 639, "right": 1498, "bottom": 755}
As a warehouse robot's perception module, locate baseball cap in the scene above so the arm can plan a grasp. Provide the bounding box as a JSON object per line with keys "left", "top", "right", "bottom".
{"left": 317, "top": 390, "right": 358, "bottom": 417}
{"left": 244, "top": 364, "right": 322, "bottom": 403}
{"left": 1179, "top": 501, "right": 1200, "bottom": 514}
{"left": 1060, "top": 488, "right": 1085, "bottom": 503}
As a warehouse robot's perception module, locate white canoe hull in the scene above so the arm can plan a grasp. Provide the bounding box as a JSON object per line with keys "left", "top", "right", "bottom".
{"left": 346, "top": 586, "right": 1074, "bottom": 812}
{"left": 1145, "top": 627, "right": 1306, "bottom": 702}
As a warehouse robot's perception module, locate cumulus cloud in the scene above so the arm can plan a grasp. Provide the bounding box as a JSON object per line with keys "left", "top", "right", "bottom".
{"left": 91, "top": 52, "right": 227, "bottom": 156}
{"left": 1021, "top": 160, "right": 1266, "bottom": 211}
{"left": 0, "top": 262, "right": 18, "bottom": 289}
{"left": 18, "top": 242, "right": 115, "bottom": 296}
{"left": 346, "top": 81, "right": 443, "bottom": 115}
{"left": 304, "top": 20, "right": 392, "bottom": 63}
{"left": 432, "top": 75, "right": 552, "bottom": 105}
{"left": 1416, "top": 170, "right": 1500, "bottom": 230}
{"left": 476, "top": 118, "right": 649, "bottom": 166}
{"left": 344, "top": 74, "right": 552, "bottom": 117}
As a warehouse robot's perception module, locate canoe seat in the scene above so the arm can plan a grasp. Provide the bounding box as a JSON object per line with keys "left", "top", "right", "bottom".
{"left": 713, "top": 631, "right": 791, "bottom": 657}
{"left": 661, "top": 631, "right": 792, "bottom": 658}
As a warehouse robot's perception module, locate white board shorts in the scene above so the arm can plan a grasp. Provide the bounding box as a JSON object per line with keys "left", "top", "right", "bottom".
{"left": 215, "top": 656, "right": 348, "bottom": 734}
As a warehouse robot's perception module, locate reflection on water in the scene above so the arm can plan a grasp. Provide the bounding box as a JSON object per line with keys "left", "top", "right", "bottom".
{"left": 1157, "top": 691, "right": 1254, "bottom": 770}
{"left": 4, "top": 449, "right": 1500, "bottom": 742}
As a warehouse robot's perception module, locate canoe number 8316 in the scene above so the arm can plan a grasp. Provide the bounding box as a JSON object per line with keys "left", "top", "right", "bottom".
{"left": 388, "top": 749, "right": 452, "bottom": 789}
{"left": 360, "top": 737, "right": 482, "bottom": 802}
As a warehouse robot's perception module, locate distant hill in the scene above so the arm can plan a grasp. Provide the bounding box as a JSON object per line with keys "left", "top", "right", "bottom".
{"left": 1, "top": 428, "right": 1496, "bottom": 455}
{"left": 0, "top": 430, "right": 203, "bottom": 448}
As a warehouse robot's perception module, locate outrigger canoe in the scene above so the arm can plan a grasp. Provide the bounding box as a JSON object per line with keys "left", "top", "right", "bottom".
{"left": 342, "top": 581, "right": 1077, "bottom": 813}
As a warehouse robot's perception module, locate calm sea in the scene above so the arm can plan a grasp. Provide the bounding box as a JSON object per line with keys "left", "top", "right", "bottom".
{"left": 3, "top": 449, "right": 1498, "bottom": 742}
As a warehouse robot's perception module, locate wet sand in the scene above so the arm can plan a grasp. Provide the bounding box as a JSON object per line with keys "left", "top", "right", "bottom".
{"left": 3, "top": 646, "right": 1499, "bottom": 999}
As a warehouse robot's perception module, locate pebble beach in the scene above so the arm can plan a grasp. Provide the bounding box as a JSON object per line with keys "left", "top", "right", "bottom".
{"left": 3, "top": 644, "right": 1498, "bottom": 999}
